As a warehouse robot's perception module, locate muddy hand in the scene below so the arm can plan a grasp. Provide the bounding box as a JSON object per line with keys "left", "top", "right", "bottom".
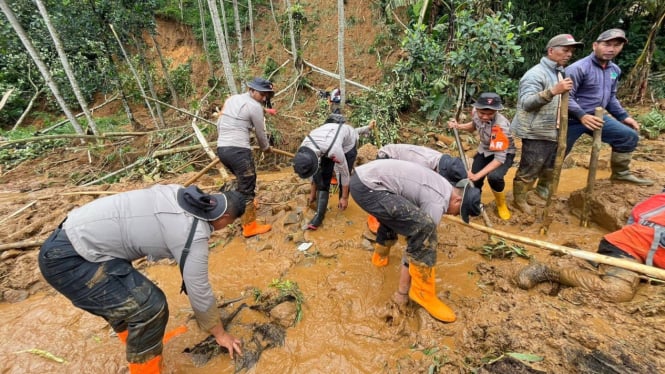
{"left": 580, "top": 114, "right": 604, "bottom": 131}
{"left": 216, "top": 332, "right": 243, "bottom": 359}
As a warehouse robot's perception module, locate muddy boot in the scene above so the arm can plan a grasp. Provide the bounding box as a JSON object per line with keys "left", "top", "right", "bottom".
{"left": 408, "top": 264, "right": 456, "bottom": 322}
{"left": 609, "top": 152, "right": 654, "bottom": 186}
{"left": 511, "top": 180, "right": 533, "bottom": 215}
{"left": 128, "top": 355, "right": 162, "bottom": 374}
{"left": 559, "top": 265, "right": 640, "bottom": 302}
{"left": 242, "top": 202, "right": 272, "bottom": 238}
{"left": 306, "top": 191, "right": 329, "bottom": 230}
{"left": 491, "top": 189, "right": 511, "bottom": 220}
{"left": 535, "top": 168, "right": 554, "bottom": 200}
{"left": 371, "top": 240, "right": 395, "bottom": 267}
{"left": 515, "top": 262, "right": 560, "bottom": 289}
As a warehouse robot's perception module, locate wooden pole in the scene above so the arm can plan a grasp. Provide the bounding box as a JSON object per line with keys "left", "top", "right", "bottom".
{"left": 580, "top": 107, "right": 604, "bottom": 227}
{"left": 183, "top": 158, "right": 220, "bottom": 187}
{"left": 540, "top": 71, "right": 569, "bottom": 235}
{"left": 443, "top": 215, "right": 665, "bottom": 281}
{"left": 252, "top": 146, "right": 294, "bottom": 158}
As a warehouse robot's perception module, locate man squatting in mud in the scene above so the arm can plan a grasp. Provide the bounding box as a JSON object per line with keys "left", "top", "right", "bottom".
{"left": 516, "top": 191, "right": 665, "bottom": 303}
{"left": 350, "top": 158, "right": 482, "bottom": 322}
{"left": 38, "top": 185, "right": 246, "bottom": 374}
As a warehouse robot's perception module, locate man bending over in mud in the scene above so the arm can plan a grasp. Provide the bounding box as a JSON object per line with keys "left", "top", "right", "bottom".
{"left": 350, "top": 159, "right": 482, "bottom": 322}
{"left": 516, "top": 191, "right": 665, "bottom": 302}
{"left": 38, "top": 185, "right": 246, "bottom": 373}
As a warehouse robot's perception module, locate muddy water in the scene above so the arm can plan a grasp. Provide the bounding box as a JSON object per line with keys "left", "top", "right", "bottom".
{"left": 0, "top": 167, "right": 621, "bottom": 373}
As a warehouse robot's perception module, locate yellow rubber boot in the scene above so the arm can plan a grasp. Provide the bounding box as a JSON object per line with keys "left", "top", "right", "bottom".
{"left": 491, "top": 189, "right": 511, "bottom": 220}
{"left": 242, "top": 202, "right": 271, "bottom": 238}
{"left": 408, "top": 264, "right": 456, "bottom": 322}
{"left": 128, "top": 355, "right": 162, "bottom": 374}
{"left": 371, "top": 242, "right": 391, "bottom": 267}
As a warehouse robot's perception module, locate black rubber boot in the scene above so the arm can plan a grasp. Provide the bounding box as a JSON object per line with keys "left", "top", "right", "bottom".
{"left": 307, "top": 191, "right": 329, "bottom": 230}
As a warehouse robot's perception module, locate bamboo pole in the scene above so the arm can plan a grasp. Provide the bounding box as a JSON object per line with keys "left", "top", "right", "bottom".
{"left": 540, "top": 71, "right": 568, "bottom": 235}
{"left": 443, "top": 215, "right": 665, "bottom": 281}
{"left": 0, "top": 239, "right": 45, "bottom": 252}
{"left": 580, "top": 107, "right": 604, "bottom": 227}
{"left": 142, "top": 95, "right": 216, "bottom": 127}
{"left": 184, "top": 158, "right": 220, "bottom": 186}
{"left": 0, "top": 201, "right": 36, "bottom": 224}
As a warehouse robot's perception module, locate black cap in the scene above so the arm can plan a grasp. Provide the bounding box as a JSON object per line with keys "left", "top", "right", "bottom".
{"left": 293, "top": 147, "right": 319, "bottom": 179}
{"left": 437, "top": 155, "right": 467, "bottom": 185}
{"left": 247, "top": 77, "right": 274, "bottom": 92}
{"left": 456, "top": 179, "right": 482, "bottom": 223}
{"left": 472, "top": 92, "right": 504, "bottom": 110}
{"left": 177, "top": 185, "right": 243, "bottom": 221}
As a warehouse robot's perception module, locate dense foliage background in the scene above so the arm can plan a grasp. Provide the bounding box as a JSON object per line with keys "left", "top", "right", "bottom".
{"left": 1, "top": 0, "right": 663, "bottom": 132}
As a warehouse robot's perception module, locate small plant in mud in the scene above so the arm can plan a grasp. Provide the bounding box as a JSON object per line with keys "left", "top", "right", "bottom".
{"left": 409, "top": 345, "right": 450, "bottom": 373}
{"left": 254, "top": 278, "right": 305, "bottom": 324}
{"left": 469, "top": 237, "right": 530, "bottom": 260}
{"left": 638, "top": 109, "right": 665, "bottom": 140}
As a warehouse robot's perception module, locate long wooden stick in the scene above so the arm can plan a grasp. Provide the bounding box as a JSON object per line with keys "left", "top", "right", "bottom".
{"left": 142, "top": 95, "right": 216, "bottom": 127}
{"left": 183, "top": 158, "right": 220, "bottom": 187}
{"left": 443, "top": 215, "right": 665, "bottom": 281}
{"left": 541, "top": 71, "right": 569, "bottom": 235}
{"left": 0, "top": 200, "right": 36, "bottom": 224}
{"left": 251, "top": 146, "right": 294, "bottom": 158}
{"left": 581, "top": 107, "right": 604, "bottom": 227}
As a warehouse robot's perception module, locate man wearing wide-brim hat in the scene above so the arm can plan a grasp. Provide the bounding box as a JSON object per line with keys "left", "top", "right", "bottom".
{"left": 510, "top": 33, "right": 584, "bottom": 215}
{"left": 38, "top": 184, "right": 246, "bottom": 372}
{"left": 216, "top": 77, "right": 276, "bottom": 238}
{"left": 565, "top": 28, "right": 653, "bottom": 186}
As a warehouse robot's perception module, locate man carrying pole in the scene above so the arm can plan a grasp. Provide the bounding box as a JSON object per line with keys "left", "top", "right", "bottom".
{"left": 510, "top": 34, "right": 583, "bottom": 215}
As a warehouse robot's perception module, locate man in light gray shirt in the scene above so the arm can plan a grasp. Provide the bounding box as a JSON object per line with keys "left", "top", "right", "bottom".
{"left": 350, "top": 159, "right": 481, "bottom": 323}
{"left": 216, "top": 77, "right": 275, "bottom": 238}
{"left": 39, "top": 185, "right": 246, "bottom": 372}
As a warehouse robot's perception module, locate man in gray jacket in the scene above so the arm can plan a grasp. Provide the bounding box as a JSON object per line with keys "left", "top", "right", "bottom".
{"left": 38, "top": 185, "right": 246, "bottom": 373}
{"left": 511, "top": 34, "right": 583, "bottom": 214}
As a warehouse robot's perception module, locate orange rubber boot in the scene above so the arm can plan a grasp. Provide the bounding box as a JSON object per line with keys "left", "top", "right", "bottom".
{"left": 371, "top": 243, "right": 391, "bottom": 267}
{"left": 117, "top": 330, "right": 129, "bottom": 344}
{"left": 241, "top": 202, "right": 271, "bottom": 238}
{"left": 128, "top": 355, "right": 162, "bottom": 374}
{"left": 367, "top": 215, "right": 380, "bottom": 234}
{"left": 408, "top": 264, "right": 456, "bottom": 322}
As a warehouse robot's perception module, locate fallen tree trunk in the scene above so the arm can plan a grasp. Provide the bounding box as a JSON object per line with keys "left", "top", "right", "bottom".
{"left": 443, "top": 215, "right": 665, "bottom": 281}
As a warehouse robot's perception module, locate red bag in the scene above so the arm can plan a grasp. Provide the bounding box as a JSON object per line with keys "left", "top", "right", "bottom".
{"left": 489, "top": 125, "right": 509, "bottom": 151}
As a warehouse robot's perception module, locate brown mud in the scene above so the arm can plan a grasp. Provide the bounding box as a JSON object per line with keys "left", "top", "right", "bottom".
{"left": 2, "top": 1, "right": 665, "bottom": 373}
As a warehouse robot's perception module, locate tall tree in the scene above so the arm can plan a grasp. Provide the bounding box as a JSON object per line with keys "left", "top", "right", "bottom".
{"left": 284, "top": 0, "right": 301, "bottom": 70}
{"left": 248, "top": 0, "right": 256, "bottom": 59}
{"left": 208, "top": 0, "right": 237, "bottom": 93}
{"left": 0, "top": 0, "right": 85, "bottom": 135}
{"left": 337, "top": 0, "right": 346, "bottom": 107}
{"left": 232, "top": 0, "right": 246, "bottom": 85}
{"left": 34, "top": 0, "right": 99, "bottom": 135}
{"left": 150, "top": 33, "right": 180, "bottom": 107}
{"left": 197, "top": 0, "right": 216, "bottom": 79}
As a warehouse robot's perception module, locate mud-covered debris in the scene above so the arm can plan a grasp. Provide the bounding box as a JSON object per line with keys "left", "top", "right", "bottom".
{"left": 234, "top": 323, "right": 286, "bottom": 372}
{"left": 571, "top": 348, "right": 657, "bottom": 374}
{"left": 477, "top": 355, "right": 545, "bottom": 373}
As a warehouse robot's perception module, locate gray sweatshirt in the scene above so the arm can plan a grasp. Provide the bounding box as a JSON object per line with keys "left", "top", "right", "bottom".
{"left": 354, "top": 159, "right": 453, "bottom": 224}
{"left": 216, "top": 92, "right": 270, "bottom": 150}
{"left": 63, "top": 184, "right": 221, "bottom": 331}
{"left": 377, "top": 144, "right": 442, "bottom": 171}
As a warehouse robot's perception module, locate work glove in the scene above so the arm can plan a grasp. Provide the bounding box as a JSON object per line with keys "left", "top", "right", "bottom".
{"left": 265, "top": 108, "right": 277, "bottom": 116}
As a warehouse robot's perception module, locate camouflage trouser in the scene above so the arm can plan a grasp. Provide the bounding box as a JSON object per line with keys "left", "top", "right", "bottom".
{"left": 217, "top": 146, "right": 257, "bottom": 202}
{"left": 38, "top": 229, "right": 168, "bottom": 363}
{"left": 350, "top": 174, "right": 437, "bottom": 266}
{"left": 514, "top": 139, "right": 557, "bottom": 184}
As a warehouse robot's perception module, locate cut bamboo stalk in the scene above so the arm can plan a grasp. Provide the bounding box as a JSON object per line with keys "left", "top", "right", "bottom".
{"left": 443, "top": 215, "right": 665, "bottom": 281}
